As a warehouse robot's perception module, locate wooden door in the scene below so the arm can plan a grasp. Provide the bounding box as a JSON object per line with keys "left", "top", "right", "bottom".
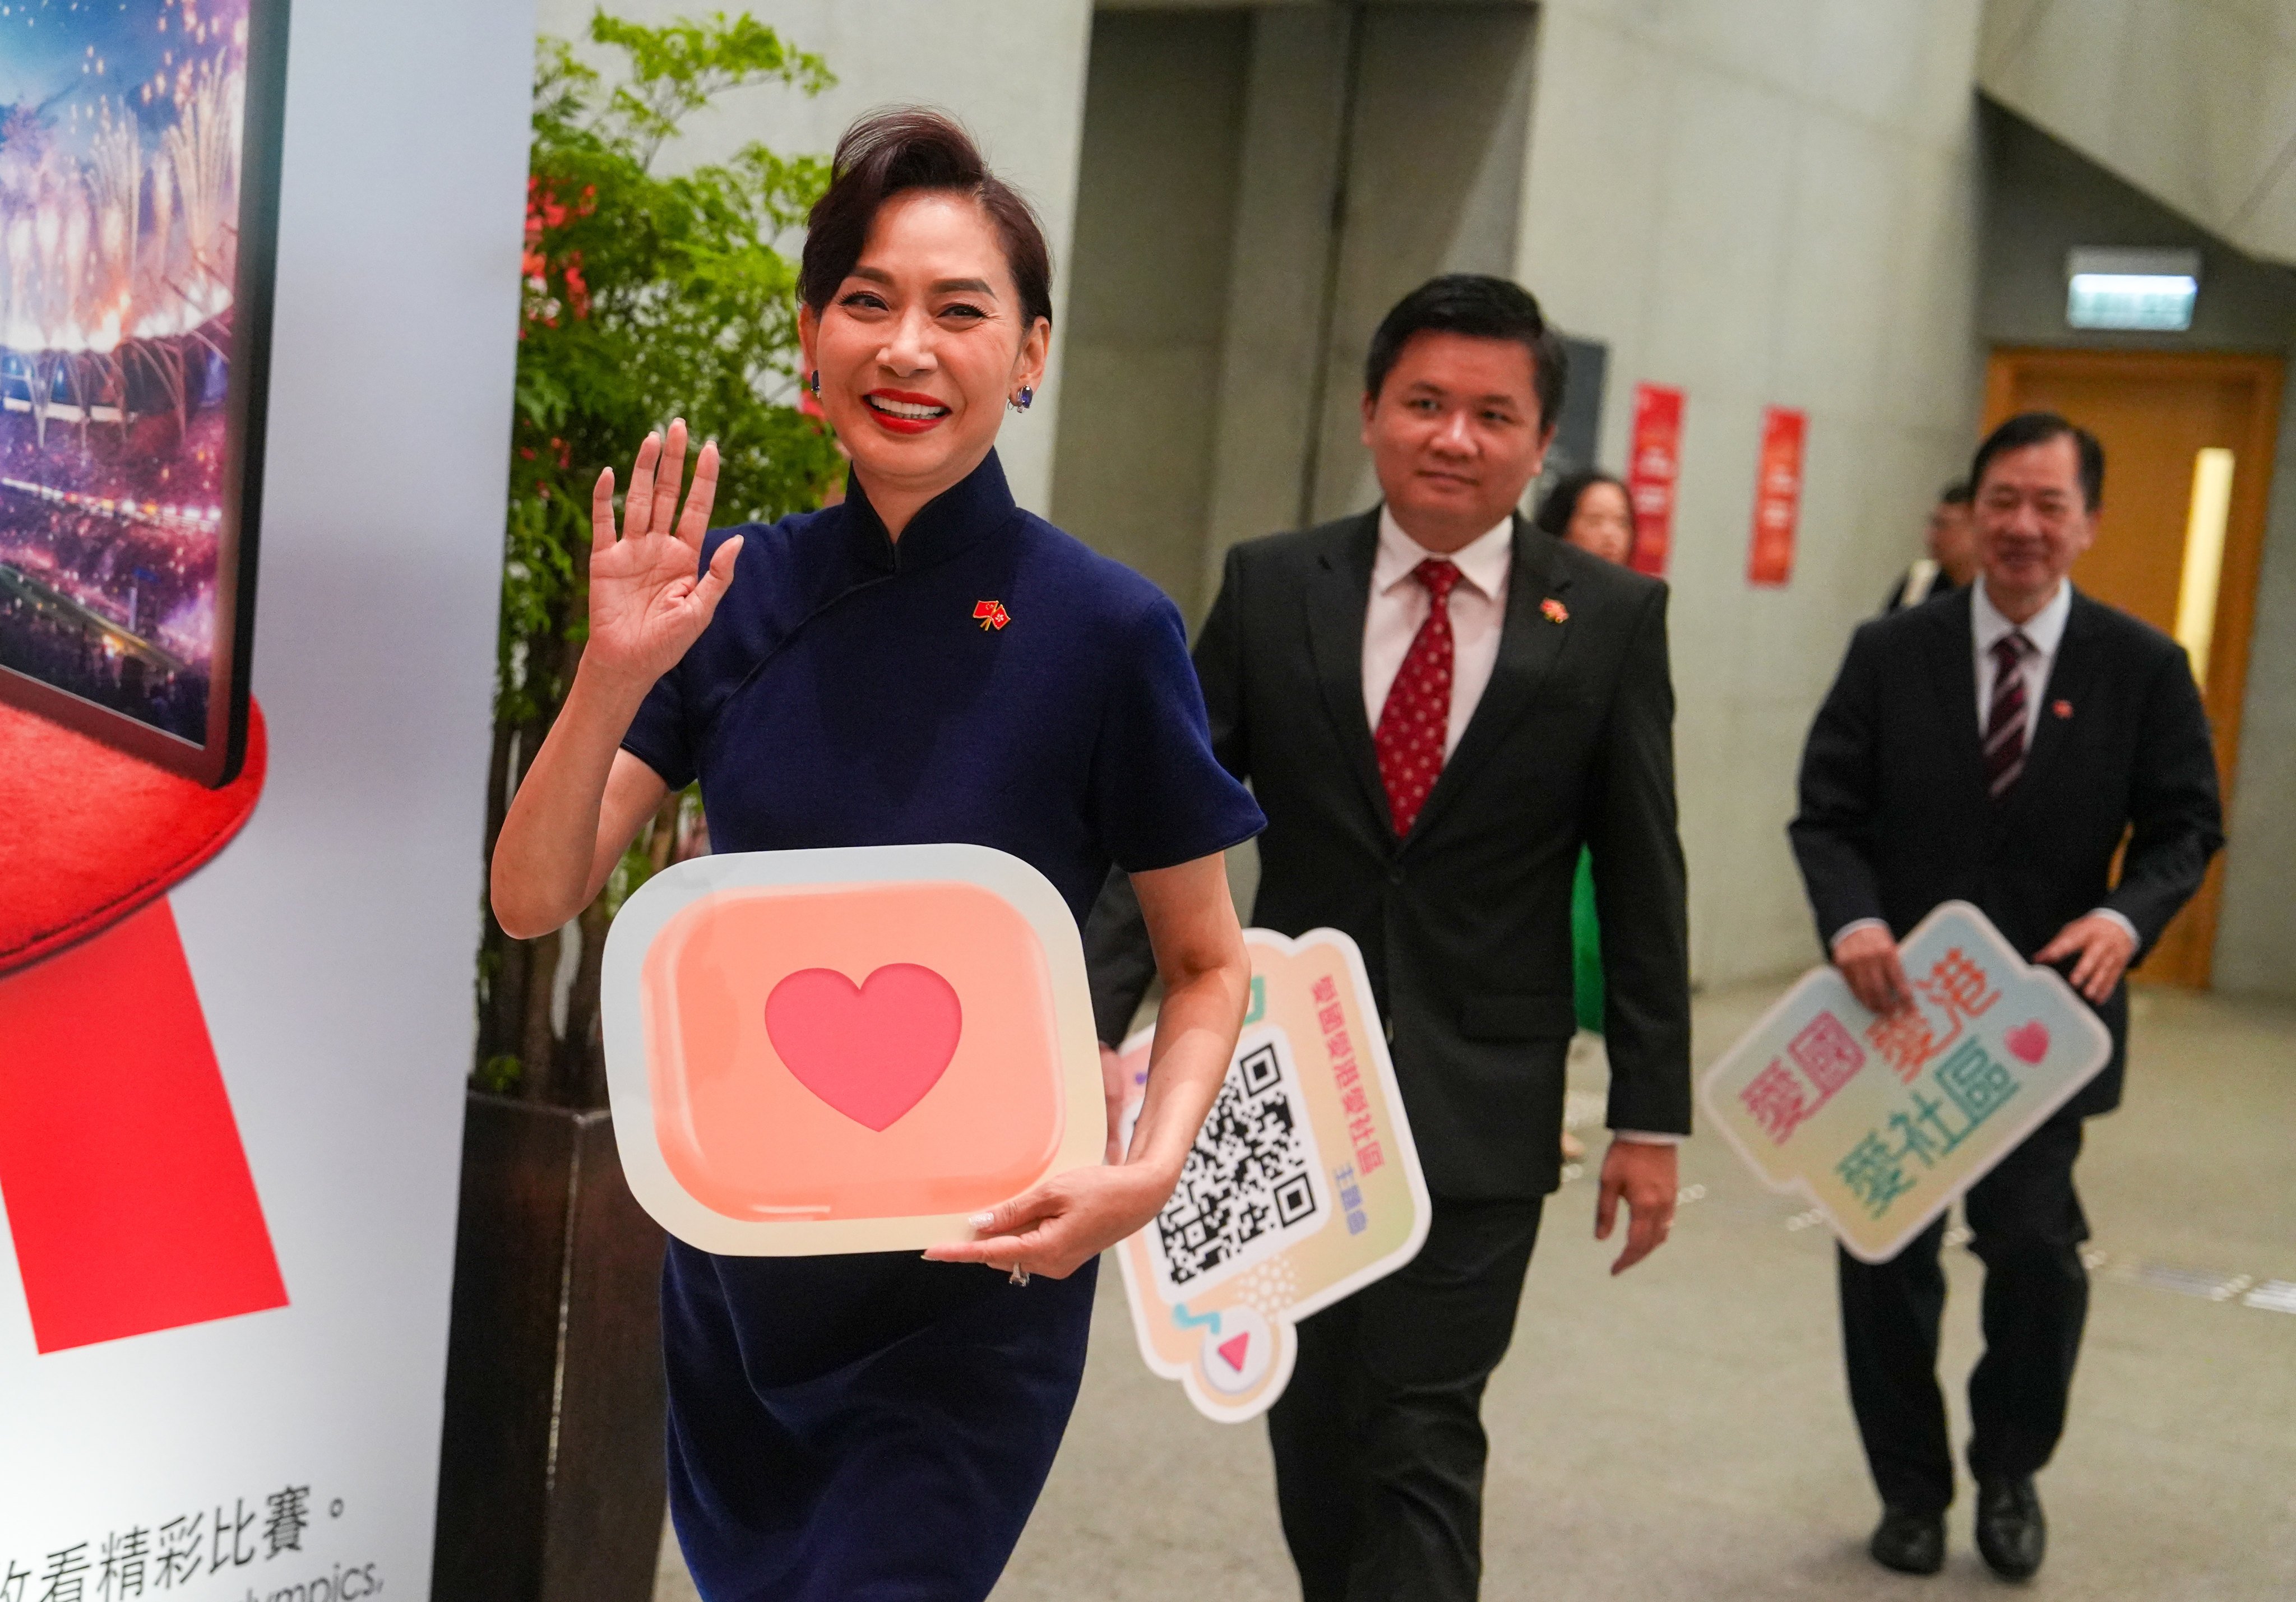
{"left": 1983, "top": 349, "right": 2284, "bottom": 988}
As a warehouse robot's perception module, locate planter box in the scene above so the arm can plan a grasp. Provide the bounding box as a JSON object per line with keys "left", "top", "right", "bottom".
{"left": 432, "top": 1092, "right": 668, "bottom": 1602}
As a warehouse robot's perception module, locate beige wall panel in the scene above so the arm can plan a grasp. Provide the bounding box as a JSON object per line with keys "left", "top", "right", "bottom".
{"left": 1049, "top": 9, "right": 1252, "bottom": 605}
{"left": 1520, "top": 0, "right": 1987, "bottom": 988}
{"left": 1200, "top": 7, "right": 1355, "bottom": 598}
{"left": 1979, "top": 0, "right": 2296, "bottom": 266}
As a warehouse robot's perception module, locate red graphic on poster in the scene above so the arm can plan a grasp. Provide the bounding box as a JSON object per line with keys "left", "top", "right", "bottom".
{"left": 1747, "top": 406, "right": 1806, "bottom": 587}
{"left": 0, "top": 702, "right": 284, "bottom": 1353}
{"left": 1625, "top": 384, "right": 1684, "bottom": 577}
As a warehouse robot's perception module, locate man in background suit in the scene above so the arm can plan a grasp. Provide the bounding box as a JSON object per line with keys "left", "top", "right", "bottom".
{"left": 1791, "top": 411, "right": 2223, "bottom": 1580}
{"left": 1085, "top": 275, "right": 1691, "bottom": 1602}
{"left": 1883, "top": 480, "right": 1976, "bottom": 612}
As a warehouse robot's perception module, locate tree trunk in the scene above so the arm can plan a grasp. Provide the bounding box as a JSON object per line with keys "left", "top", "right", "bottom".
{"left": 519, "top": 925, "right": 564, "bottom": 1105}
{"left": 561, "top": 896, "right": 612, "bottom": 1110}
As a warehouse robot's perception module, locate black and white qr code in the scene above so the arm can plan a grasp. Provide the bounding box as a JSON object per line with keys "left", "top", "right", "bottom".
{"left": 1149, "top": 1034, "right": 1327, "bottom": 1294}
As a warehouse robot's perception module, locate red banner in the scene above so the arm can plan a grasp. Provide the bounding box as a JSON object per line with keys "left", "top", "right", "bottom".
{"left": 1626, "top": 384, "right": 1684, "bottom": 576}
{"left": 1747, "top": 405, "right": 1807, "bottom": 587}
{"left": 0, "top": 900, "right": 286, "bottom": 1352}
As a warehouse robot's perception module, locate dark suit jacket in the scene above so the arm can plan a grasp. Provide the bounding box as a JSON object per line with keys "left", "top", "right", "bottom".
{"left": 1085, "top": 511, "right": 1692, "bottom": 1199}
{"left": 1789, "top": 586, "right": 2223, "bottom": 1118}
{"left": 1883, "top": 565, "right": 1961, "bottom": 613}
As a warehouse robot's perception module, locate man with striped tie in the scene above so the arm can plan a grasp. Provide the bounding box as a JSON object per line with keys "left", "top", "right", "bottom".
{"left": 1790, "top": 411, "right": 2224, "bottom": 1581}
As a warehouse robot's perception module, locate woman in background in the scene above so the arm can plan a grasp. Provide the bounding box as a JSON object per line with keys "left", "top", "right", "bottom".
{"left": 490, "top": 109, "right": 1262, "bottom": 1601}
{"left": 1534, "top": 470, "right": 1638, "bottom": 1158}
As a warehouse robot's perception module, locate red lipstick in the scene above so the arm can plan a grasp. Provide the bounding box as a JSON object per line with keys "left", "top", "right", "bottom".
{"left": 862, "top": 388, "right": 953, "bottom": 435}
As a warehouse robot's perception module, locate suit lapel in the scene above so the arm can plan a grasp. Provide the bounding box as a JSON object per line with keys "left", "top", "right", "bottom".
{"left": 2001, "top": 592, "right": 2099, "bottom": 826}
{"left": 1304, "top": 512, "right": 1396, "bottom": 837}
{"left": 1404, "top": 518, "right": 1571, "bottom": 847}
{"left": 1919, "top": 587, "right": 1992, "bottom": 812}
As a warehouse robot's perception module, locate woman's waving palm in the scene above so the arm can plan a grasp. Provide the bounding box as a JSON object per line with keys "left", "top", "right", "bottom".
{"left": 586, "top": 419, "right": 739, "bottom": 686}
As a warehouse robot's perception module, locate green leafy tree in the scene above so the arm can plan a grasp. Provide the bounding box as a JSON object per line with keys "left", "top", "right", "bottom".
{"left": 477, "top": 10, "right": 840, "bottom": 1106}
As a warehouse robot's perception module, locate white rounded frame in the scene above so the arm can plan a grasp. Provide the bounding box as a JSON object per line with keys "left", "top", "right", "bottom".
{"left": 599, "top": 842, "right": 1105, "bottom": 1255}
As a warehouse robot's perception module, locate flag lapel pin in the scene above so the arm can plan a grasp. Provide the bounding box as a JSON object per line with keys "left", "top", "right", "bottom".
{"left": 1540, "top": 598, "right": 1569, "bottom": 624}
{"left": 2051, "top": 698, "right": 2072, "bottom": 719}
{"left": 973, "top": 600, "right": 1010, "bottom": 631}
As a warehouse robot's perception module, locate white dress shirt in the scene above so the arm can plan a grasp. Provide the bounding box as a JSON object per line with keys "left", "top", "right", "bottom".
{"left": 1971, "top": 575, "right": 2070, "bottom": 749}
{"left": 1362, "top": 507, "right": 1512, "bottom": 752}
{"left": 1830, "top": 578, "right": 2136, "bottom": 951}
{"left": 1363, "top": 507, "right": 1677, "bottom": 1147}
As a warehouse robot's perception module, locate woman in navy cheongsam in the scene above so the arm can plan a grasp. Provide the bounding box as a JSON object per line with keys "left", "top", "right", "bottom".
{"left": 490, "top": 109, "right": 1264, "bottom": 1601}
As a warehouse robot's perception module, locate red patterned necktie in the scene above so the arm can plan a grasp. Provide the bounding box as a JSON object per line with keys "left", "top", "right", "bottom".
{"left": 1375, "top": 558, "right": 1461, "bottom": 835}
{"left": 1983, "top": 630, "right": 2035, "bottom": 798}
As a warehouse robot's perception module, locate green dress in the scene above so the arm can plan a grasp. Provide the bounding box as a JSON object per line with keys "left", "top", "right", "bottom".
{"left": 1571, "top": 846, "right": 1604, "bottom": 1034}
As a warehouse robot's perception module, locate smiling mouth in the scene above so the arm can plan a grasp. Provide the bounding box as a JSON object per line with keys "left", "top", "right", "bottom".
{"left": 864, "top": 392, "right": 951, "bottom": 424}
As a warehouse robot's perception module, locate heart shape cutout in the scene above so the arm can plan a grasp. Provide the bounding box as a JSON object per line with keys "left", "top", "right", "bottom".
{"left": 2004, "top": 1020, "right": 2049, "bottom": 1065}
{"left": 765, "top": 964, "right": 962, "bottom": 1131}
{"left": 1216, "top": 1332, "right": 1251, "bottom": 1372}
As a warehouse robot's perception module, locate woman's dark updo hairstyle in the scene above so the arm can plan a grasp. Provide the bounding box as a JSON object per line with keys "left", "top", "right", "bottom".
{"left": 1533, "top": 469, "right": 1636, "bottom": 540}
{"left": 799, "top": 108, "right": 1054, "bottom": 332}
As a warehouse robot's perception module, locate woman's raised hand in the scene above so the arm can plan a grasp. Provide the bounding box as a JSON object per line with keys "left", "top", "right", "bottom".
{"left": 584, "top": 419, "right": 738, "bottom": 688}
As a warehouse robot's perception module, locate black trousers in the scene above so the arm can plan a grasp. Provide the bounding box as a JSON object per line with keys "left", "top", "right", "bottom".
{"left": 1837, "top": 1115, "right": 2089, "bottom": 1514}
{"left": 1266, "top": 1195, "right": 1543, "bottom": 1602}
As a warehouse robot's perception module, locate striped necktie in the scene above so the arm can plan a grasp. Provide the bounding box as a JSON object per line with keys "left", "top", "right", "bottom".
{"left": 1983, "top": 631, "right": 2036, "bottom": 798}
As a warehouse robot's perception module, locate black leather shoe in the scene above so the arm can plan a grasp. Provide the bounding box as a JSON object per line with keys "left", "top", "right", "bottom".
{"left": 1974, "top": 1476, "right": 2047, "bottom": 1580}
{"left": 1869, "top": 1506, "right": 1946, "bottom": 1575}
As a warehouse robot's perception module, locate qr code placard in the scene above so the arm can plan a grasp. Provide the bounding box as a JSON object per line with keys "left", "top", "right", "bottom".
{"left": 1146, "top": 1030, "right": 1327, "bottom": 1297}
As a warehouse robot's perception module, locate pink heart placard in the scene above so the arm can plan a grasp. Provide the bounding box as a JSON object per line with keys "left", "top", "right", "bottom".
{"left": 2004, "top": 1020, "right": 2049, "bottom": 1065}
{"left": 765, "top": 964, "right": 963, "bottom": 1132}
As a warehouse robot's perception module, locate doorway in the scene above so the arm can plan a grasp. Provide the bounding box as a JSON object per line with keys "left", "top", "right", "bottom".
{"left": 1983, "top": 348, "right": 2285, "bottom": 988}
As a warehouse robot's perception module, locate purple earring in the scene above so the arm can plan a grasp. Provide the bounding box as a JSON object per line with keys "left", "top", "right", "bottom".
{"left": 809, "top": 370, "right": 821, "bottom": 395}
{"left": 1011, "top": 386, "right": 1034, "bottom": 413}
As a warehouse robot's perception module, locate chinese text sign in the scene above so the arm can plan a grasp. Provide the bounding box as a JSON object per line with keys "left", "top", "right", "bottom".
{"left": 1746, "top": 405, "right": 1804, "bottom": 587}
{"left": 1626, "top": 383, "right": 1684, "bottom": 577}
{"left": 1700, "top": 902, "right": 2111, "bottom": 1263}
{"left": 1113, "top": 928, "right": 1429, "bottom": 1422}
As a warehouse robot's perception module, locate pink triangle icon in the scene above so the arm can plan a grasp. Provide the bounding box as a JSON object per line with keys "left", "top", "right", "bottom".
{"left": 1216, "top": 1332, "right": 1251, "bottom": 1372}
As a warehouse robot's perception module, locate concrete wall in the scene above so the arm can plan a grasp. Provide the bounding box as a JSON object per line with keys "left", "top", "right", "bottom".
{"left": 2221, "top": 395, "right": 2296, "bottom": 1001}
{"left": 1050, "top": 2, "right": 1541, "bottom": 615}
{"left": 1974, "top": 104, "right": 2296, "bottom": 1004}
{"left": 1518, "top": 0, "right": 1990, "bottom": 988}
{"left": 530, "top": 0, "right": 1094, "bottom": 513}
{"left": 1048, "top": 11, "right": 1253, "bottom": 604}
{"left": 1979, "top": 0, "right": 2296, "bottom": 267}
{"left": 1305, "top": 4, "right": 1540, "bottom": 521}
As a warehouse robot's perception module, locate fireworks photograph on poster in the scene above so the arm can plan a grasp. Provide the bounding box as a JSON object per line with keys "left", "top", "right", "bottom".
{"left": 0, "top": 0, "right": 261, "bottom": 756}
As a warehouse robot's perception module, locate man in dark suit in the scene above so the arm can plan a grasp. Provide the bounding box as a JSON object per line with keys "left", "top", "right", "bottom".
{"left": 1790, "top": 411, "right": 2223, "bottom": 1581}
{"left": 1882, "top": 480, "right": 1975, "bottom": 613}
{"left": 1084, "top": 275, "right": 1690, "bottom": 1601}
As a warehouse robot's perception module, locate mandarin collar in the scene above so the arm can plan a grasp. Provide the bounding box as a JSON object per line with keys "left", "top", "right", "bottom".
{"left": 840, "top": 449, "right": 1020, "bottom": 573}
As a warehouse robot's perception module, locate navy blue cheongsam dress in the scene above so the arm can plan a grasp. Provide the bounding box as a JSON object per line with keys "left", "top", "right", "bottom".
{"left": 619, "top": 450, "right": 1263, "bottom": 1602}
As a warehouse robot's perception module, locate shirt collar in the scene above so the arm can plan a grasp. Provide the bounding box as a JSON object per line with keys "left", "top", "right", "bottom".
{"left": 1971, "top": 576, "right": 2073, "bottom": 658}
{"left": 841, "top": 448, "right": 1019, "bottom": 573}
{"left": 1373, "top": 506, "right": 1514, "bottom": 599}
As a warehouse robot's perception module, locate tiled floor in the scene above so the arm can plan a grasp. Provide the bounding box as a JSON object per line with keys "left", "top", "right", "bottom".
{"left": 656, "top": 981, "right": 2296, "bottom": 1600}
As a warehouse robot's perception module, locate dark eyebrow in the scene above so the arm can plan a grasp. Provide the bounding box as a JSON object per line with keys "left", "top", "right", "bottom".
{"left": 848, "top": 266, "right": 999, "bottom": 297}
{"left": 1401, "top": 382, "right": 1522, "bottom": 409}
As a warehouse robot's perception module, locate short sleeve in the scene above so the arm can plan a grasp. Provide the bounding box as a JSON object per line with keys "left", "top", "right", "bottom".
{"left": 1090, "top": 594, "right": 1265, "bottom": 872}
{"left": 620, "top": 660, "right": 697, "bottom": 791}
